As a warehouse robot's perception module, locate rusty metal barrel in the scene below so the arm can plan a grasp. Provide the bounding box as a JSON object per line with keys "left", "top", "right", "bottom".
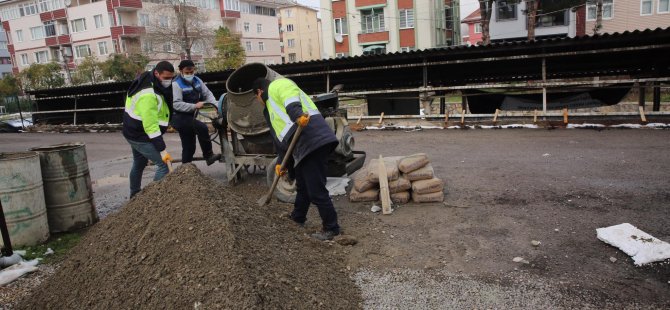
{"left": 30, "top": 143, "right": 98, "bottom": 232}
{"left": 0, "top": 152, "right": 50, "bottom": 246}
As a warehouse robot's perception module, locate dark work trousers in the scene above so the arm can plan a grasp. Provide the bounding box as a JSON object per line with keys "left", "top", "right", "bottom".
{"left": 291, "top": 144, "right": 340, "bottom": 234}
{"left": 171, "top": 113, "right": 213, "bottom": 163}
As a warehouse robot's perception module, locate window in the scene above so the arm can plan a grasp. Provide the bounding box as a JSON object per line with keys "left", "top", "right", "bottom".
{"left": 286, "top": 24, "right": 294, "bottom": 32}
{"left": 587, "top": 0, "right": 613, "bottom": 20}
{"left": 162, "top": 42, "right": 172, "bottom": 52}
{"left": 285, "top": 9, "right": 292, "bottom": 17}
{"left": 362, "top": 44, "right": 385, "bottom": 55}
{"left": 94, "top": 14, "right": 104, "bottom": 29}
{"left": 496, "top": 1, "right": 517, "bottom": 21}
{"left": 361, "top": 8, "right": 384, "bottom": 33}
{"left": 19, "top": 2, "right": 38, "bottom": 16}
{"left": 257, "top": 23, "right": 262, "bottom": 33}
{"left": 399, "top": 9, "right": 414, "bottom": 28}
{"left": 139, "top": 14, "right": 149, "bottom": 26}
{"left": 0, "top": 58, "right": 10, "bottom": 65}
{"left": 245, "top": 41, "right": 252, "bottom": 51}
{"left": 288, "top": 53, "right": 296, "bottom": 62}
{"left": 59, "top": 23, "right": 69, "bottom": 35}
{"left": 335, "top": 52, "right": 347, "bottom": 58}
{"left": 30, "top": 26, "right": 45, "bottom": 40}
{"left": 400, "top": 47, "right": 413, "bottom": 52}
{"left": 244, "top": 22, "right": 250, "bottom": 32}
{"left": 258, "top": 41, "right": 264, "bottom": 51}
{"left": 34, "top": 50, "right": 48, "bottom": 63}
{"left": 39, "top": 0, "right": 49, "bottom": 12}
{"left": 0, "top": 42, "right": 6, "bottom": 50}
{"left": 287, "top": 39, "right": 295, "bottom": 48}
{"left": 44, "top": 21, "right": 56, "bottom": 37}
{"left": 16, "top": 30, "right": 23, "bottom": 43}
{"left": 70, "top": 18, "right": 87, "bottom": 33}
{"left": 224, "top": 0, "right": 240, "bottom": 11}
{"left": 474, "top": 23, "right": 482, "bottom": 33}
{"left": 660, "top": 0, "right": 670, "bottom": 12}
{"left": 334, "top": 18, "right": 348, "bottom": 35}
{"left": 142, "top": 40, "right": 152, "bottom": 52}
{"left": 98, "top": 41, "right": 108, "bottom": 55}
{"left": 108, "top": 13, "right": 115, "bottom": 27}
{"left": 159, "top": 15, "right": 169, "bottom": 28}
{"left": 20, "top": 53, "right": 28, "bottom": 66}
{"left": 641, "top": 0, "right": 653, "bottom": 15}
{"left": 536, "top": 10, "right": 569, "bottom": 27}
{"left": 75, "top": 45, "right": 90, "bottom": 58}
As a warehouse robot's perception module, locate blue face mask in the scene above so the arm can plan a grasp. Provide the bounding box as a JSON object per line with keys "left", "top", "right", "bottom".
{"left": 183, "top": 74, "right": 194, "bottom": 82}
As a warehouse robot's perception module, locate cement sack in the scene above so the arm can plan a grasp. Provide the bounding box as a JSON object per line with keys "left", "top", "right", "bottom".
{"left": 412, "top": 191, "right": 444, "bottom": 203}
{"left": 412, "top": 177, "right": 444, "bottom": 194}
{"left": 353, "top": 167, "right": 377, "bottom": 192}
{"left": 388, "top": 176, "right": 411, "bottom": 194}
{"left": 391, "top": 191, "right": 410, "bottom": 204}
{"left": 405, "top": 164, "right": 434, "bottom": 181}
{"left": 349, "top": 187, "right": 379, "bottom": 202}
{"left": 398, "top": 153, "right": 430, "bottom": 173}
{"left": 366, "top": 156, "right": 401, "bottom": 183}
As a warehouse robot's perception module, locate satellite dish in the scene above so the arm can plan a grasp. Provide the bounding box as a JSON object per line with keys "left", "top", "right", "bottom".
{"left": 334, "top": 33, "right": 343, "bottom": 43}
{"left": 64, "top": 0, "right": 71, "bottom": 6}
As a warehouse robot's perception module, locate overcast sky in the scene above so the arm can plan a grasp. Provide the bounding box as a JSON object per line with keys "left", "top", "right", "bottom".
{"left": 297, "top": 0, "right": 482, "bottom": 21}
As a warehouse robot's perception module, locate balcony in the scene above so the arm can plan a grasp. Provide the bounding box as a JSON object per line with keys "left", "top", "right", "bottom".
{"left": 221, "top": 10, "right": 241, "bottom": 19}
{"left": 7, "top": 44, "right": 14, "bottom": 55}
{"left": 40, "top": 9, "right": 67, "bottom": 22}
{"left": 45, "top": 35, "right": 72, "bottom": 47}
{"left": 111, "top": 25, "right": 146, "bottom": 39}
{"left": 109, "top": 0, "right": 142, "bottom": 11}
{"left": 358, "top": 30, "right": 389, "bottom": 43}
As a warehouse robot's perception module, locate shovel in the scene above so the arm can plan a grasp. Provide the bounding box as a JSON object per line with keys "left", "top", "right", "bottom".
{"left": 258, "top": 125, "right": 303, "bottom": 206}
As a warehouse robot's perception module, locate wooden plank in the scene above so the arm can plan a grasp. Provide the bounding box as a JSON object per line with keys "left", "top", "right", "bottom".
{"left": 378, "top": 112, "right": 385, "bottom": 127}
{"left": 460, "top": 109, "right": 466, "bottom": 125}
{"left": 533, "top": 109, "right": 538, "bottom": 123}
{"left": 563, "top": 108, "right": 569, "bottom": 124}
{"left": 493, "top": 109, "right": 500, "bottom": 123}
{"left": 444, "top": 110, "right": 449, "bottom": 126}
{"left": 639, "top": 106, "right": 647, "bottom": 122}
{"left": 378, "top": 155, "right": 392, "bottom": 215}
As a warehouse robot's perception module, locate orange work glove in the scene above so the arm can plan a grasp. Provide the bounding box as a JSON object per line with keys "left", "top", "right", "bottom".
{"left": 160, "top": 151, "right": 172, "bottom": 164}
{"left": 275, "top": 164, "right": 286, "bottom": 176}
{"left": 297, "top": 114, "right": 310, "bottom": 127}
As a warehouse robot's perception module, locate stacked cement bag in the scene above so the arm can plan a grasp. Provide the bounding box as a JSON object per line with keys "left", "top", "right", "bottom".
{"left": 350, "top": 153, "right": 444, "bottom": 203}
{"left": 398, "top": 153, "right": 445, "bottom": 203}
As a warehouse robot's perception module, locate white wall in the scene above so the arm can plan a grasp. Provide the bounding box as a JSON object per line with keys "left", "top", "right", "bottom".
{"left": 489, "top": 1, "right": 572, "bottom": 41}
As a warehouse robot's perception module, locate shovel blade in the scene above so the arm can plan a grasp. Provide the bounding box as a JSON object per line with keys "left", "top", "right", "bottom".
{"left": 257, "top": 193, "right": 271, "bottom": 206}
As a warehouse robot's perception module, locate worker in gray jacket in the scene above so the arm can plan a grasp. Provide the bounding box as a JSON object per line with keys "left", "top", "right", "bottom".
{"left": 171, "top": 60, "right": 221, "bottom": 165}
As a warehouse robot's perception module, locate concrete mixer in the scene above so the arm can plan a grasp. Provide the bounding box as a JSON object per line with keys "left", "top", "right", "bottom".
{"left": 207, "top": 63, "right": 365, "bottom": 202}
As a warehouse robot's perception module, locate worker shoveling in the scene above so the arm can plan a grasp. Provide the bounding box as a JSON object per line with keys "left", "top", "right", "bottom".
{"left": 17, "top": 164, "right": 361, "bottom": 309}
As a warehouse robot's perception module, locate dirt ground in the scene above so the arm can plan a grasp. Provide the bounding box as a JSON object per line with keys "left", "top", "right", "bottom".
{"left": 1, "top": 128, "right": 669, "bottom": 308}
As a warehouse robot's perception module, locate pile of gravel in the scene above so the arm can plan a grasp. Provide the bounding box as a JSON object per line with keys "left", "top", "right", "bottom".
{"left": 18, "top": 164, "right": 361, "bottom": 309}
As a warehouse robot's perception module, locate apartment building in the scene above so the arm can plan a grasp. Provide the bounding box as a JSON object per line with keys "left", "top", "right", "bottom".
{"left": 488, "top": 1, "right": 578, "bottom": 41}
{"left": 0, "top": 30, "right": 12, "bottom": 76}
{"left": 320, "top": 0, "right": 461, "bottom": 58}
{"left": 461, "top": 8, "right": 481, "bottom": 45}
{"left": 278, "top": 3, "right": 321, "bottom": 63}
{"left": 0, "top": 0, "right": 288, "bottom": 76}
{"left": 585, "top": 0, "right": 670, "bottom": 35}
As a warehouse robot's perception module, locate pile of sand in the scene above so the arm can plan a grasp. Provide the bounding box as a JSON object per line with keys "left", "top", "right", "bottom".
{"left": 19, "top": 164, "right": 361, "bottom": 309}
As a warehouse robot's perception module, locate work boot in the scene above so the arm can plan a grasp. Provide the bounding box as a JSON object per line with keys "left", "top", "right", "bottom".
{"left": 283, "top": 212, "right": 305, "bottom": 228}
{"left": 206, "top": 153, "right": 222, "bottom": 166}
{"left": 311, "top": 230, "right": 339, "bottom": 241}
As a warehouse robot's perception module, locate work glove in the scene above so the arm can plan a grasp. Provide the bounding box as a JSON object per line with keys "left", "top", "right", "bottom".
{"left": 275, "top": 164, "right": 286, "bottom": 177}
{"left": 161, "top": 151, "right": 172, "bottom": 164}
{"left": 297, "top": 114, "right": 310, "bottom": 127}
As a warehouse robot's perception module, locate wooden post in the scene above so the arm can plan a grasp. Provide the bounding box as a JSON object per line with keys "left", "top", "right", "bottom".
{"left": 533, "top": 109, "right": 538, "bottom": 124}
{"left": 439, "top": 96, "right": 446, "bottom": 114}
{"left": 542, "top": 58, "right": 547, "bottom": 115}
{"left": 493, "top": 109, "right": 500, "bottom": 123}
{"left": 378, "top": 112, "right": 385, "bottom": 127}
{"left": 460, "top": 109, "right": 465, "bottom": 126}
{"left": 639, "top": 106, "right": 647, "bottom": 123}
{"left": 563, "top": 108, "right": 568, "bottom": 124}
{"left": 652, "top": 82, "right": 661, "bottom": 112}
{"left": 356, "top": 114, "right": 362, "bottom": 125}
{"left": 73, "top": 97, "right": 78, "bottom": 126}
{"left": 378, "top": 155, "right": 392, "bottom": 215}
{"left": 444, "top": 110, "right": 449, "bottom": 127}
{"left": 638, "top": 84, "right": 646, "bottom": 109}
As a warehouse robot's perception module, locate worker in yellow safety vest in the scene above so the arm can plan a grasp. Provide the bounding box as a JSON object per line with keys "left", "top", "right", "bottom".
{"left": 253, "top": 77, "right": 341, "bottom": 241}
{"left": 122, "top": 61, "right": 175, "bottom": 198}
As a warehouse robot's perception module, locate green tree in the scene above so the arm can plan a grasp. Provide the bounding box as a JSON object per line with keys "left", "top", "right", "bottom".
{"left": 18, "top": 62, "right": 65, "bottom": 91}
{"left": 100, "top": 53, "right": 150, "bottom": 82}
{"left": 71, "top": 55, "right": 102, "bottom": 85}
{"left": 205, "top": 27, "right": 245, "bottom": 72}
{"left": 0, "top": 75, "right": 20, "bottom": 96}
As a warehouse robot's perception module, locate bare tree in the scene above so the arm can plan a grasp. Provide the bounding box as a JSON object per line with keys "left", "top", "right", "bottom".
{"left": 144, "top": 0, "right": 216, "bottom": 60}
{"left": 527, "top": 0, "right": 538, "bottom": 41}
{"left": 479, "top": 0, "right": 494, "bottom": 45}
{"left": 592, "top": 0, "right": 603, "bottom": 35}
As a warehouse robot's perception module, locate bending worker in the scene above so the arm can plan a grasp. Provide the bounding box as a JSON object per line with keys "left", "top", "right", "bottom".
{"left": 171, "top": 60, "right": 221, "bottom": 165}
{"left": 122, "top": 61, "right": 174, "bottom": 198}
{"left": 252, "top": 77, "right": 341, "bottom": 241}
